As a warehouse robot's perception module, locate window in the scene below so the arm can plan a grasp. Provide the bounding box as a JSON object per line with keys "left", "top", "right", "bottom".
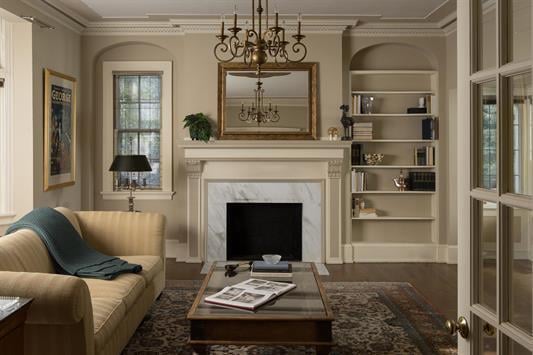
{"left": 114, "top": 74, "right": 162, "bottom": 190}
{"left": 102, "top": 62, "right": 173, "bottom": 200}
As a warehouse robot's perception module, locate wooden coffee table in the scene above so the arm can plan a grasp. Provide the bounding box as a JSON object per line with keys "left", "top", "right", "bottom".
{"left": 187, "top": 262, "right": 334, "bottom": 354}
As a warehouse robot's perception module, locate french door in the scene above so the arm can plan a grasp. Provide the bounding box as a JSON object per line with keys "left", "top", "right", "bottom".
{"left": 457, "top": 0, "right": 532, "bottom": 354}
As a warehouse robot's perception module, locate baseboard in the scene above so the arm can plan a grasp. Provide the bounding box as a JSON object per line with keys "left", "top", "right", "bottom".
{"left": 351, "top": 243, "right": 458, "bottom": 264}
{"left": 343, "top": 244, "right": 354, "bottom": 263}
{"left": 165, "top": 240, "right": 187, "bottom": 260}
{"left": 325, "top": 257, "right": 343, "bottom": 265}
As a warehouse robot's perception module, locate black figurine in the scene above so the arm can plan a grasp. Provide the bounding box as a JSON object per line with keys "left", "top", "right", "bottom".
{"left": 340, "top": 104, "right": 352, "bottom": 141}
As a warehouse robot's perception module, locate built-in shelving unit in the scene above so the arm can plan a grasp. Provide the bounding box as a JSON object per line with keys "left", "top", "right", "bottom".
{"left": 348, "top": 68, "right": 440, "bottom": 261}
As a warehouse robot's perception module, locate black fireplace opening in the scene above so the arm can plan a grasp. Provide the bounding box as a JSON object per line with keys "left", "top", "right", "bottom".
{"left": 226, "top": 202, "right": 302, "bottom": 261}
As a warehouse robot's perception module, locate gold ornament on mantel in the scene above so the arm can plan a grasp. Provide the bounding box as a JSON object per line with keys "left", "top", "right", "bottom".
{"left": 327, "top": 127, "right": 339, "bottom": 141}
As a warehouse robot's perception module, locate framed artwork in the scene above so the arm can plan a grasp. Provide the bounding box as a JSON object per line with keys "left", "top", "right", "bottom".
{"left": 43, "top": 69, "right": 77, "bottom": 191}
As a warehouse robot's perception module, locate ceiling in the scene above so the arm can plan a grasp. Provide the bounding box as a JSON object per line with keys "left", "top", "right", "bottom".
{"left": 47, "top": 0, "right": 456, "bottom": 27}
{"left": 226, "top": 71, "right": 308, "bottom": 98}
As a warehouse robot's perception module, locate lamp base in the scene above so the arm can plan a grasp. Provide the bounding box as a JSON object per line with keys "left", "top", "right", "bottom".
{"left": 128, "top": 195, "right": 135, "bottom": 212}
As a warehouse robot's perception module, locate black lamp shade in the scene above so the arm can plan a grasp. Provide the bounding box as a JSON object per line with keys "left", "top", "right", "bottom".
{"left": 109, "top": 155, "right": 152, "bottom": 172}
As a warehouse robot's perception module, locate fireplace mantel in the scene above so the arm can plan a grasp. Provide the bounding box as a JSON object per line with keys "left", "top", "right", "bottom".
{"left": 181, "top": 140, "right": 351, "bottom": 264}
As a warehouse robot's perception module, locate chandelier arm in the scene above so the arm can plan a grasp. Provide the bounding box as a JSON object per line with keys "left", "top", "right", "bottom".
{"left": 213, "top": 42, "right": 236, "bottom": 63}
{"left": 284, "top": 41, "right": 307, "bottom": 63}
{"left": 228, "top": 35, "right": 246, "bottom": 58}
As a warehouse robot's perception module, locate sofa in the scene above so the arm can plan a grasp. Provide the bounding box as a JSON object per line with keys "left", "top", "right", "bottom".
{"left": 0, "top": 208, "right": 166, "bottom": 355}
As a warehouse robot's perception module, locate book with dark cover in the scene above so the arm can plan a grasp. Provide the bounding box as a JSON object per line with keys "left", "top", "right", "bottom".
{"left": 409, "top": 172, "right": 436, "bottom": 191}
{"left": 407, "top": 107, "right": 427, "bottom": 114}
{"left": 351, "top": 143, "right": 363, "bottom": 165}
{"left": 252, "top": 261, "right": 291, "bottom": 272}
{"left": 422, "top": 117, "right": 433, "bottom": 140}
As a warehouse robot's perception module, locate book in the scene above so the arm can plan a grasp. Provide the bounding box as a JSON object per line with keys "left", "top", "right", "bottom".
{"left": 204, "top": 278, "right": 296, "bottom": 311}
{"left": 251, "top": 261, "right": 290, "bottom": 272}
{"left": 351, "top": 143, "right": 363, "bottom": 165}
{"left": 250, "top": 270, "right": 293, "bottom": 278}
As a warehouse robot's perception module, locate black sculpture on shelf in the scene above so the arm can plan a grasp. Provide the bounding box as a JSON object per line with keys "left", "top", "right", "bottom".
{"left": 340, "top": 104, "right": 353, "bottom": 141}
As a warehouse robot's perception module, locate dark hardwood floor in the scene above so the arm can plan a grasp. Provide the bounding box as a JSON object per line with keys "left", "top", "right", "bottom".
{"left": 165, "top": 260, "right": 457, "bottom": 321}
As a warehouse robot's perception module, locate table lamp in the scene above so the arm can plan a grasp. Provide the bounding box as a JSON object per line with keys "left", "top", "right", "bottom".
{"left": 109, "top": 155, "right": 152, "bottom": 212}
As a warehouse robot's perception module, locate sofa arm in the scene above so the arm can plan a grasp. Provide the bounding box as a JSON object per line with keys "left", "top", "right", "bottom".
{"left": 0, "top": 271, "right": 92, "bottom": 325}
{"left": 74, "top": 211, "right": 166, "bottom": 258}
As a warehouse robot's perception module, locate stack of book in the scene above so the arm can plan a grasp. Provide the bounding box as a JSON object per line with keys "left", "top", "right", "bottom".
{"left": 359, "top": 208, "right": 378, "bottom": 218}
{"left": 205, "top": 278, "right": 296, "bottom": 311}
{"left": 414, "top": 146, "right": 435, "bottom": 166}
{"left": 351, "top": 170, "right": 367, "bottom": 192}
{"left": 250, "top": 261, "right": 293, "bottom": 278}
{"left": 352, "top": 122, "right": 373, "bottom": 141}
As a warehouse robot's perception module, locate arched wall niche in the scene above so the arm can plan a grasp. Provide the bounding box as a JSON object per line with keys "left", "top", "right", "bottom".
{"left": 350, "top": 43, "right": 436, "bottom": 70}
{"left": 95, "top": 41, "right": 174, "bottom": 64}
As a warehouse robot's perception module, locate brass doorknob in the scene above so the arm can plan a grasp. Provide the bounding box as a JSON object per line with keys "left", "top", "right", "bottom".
{"left": 445, "top": 316, "right": 469, "bottom": 339}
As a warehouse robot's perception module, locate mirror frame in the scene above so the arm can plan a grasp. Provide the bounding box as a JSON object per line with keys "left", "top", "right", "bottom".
{"left": 217, "top": 62, "right": 318, "bottom": 140}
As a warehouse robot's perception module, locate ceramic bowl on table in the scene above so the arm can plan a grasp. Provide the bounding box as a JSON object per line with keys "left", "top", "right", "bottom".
{"left": 262, "top": 254, "right": 282, "bottom": 265}
{"left": 364, "top": 153, "right": 385, "bottom": 165}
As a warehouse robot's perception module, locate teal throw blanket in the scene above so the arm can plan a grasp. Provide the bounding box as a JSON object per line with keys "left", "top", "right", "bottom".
{"left": 7, "top": 207, "right": 142, "bottom": 280}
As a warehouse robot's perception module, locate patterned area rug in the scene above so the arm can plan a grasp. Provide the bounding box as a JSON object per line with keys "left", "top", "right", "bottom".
{"left": 123, "top": 281, "right": 457, "bottom": 355}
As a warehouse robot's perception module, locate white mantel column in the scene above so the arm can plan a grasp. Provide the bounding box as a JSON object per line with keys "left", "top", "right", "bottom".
{"left": 326, "top": 159, "right": 343, "bottom": 264}
{"left": 185, "top": 159, "right": 203, "bottom": 262}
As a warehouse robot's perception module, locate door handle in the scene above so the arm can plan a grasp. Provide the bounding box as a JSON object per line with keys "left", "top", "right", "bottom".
{"left": 445, "top": 316, "right": 469, "bottom": 339}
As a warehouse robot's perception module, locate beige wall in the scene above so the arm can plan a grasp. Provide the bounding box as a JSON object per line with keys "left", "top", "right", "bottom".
{"left": 81, "top": 32, "right": 344, "bottom": 243}
{"left": 0, "top": 1, "right": 82, "bottom": 233}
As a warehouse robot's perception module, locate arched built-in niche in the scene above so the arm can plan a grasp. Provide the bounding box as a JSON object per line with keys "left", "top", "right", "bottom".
{"left": 350, "top": 43, "right": 436, "bottom": 71}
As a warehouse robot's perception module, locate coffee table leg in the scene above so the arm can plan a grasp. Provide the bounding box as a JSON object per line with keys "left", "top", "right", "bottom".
{"left": 316, "top": 345, "right": 331, "bottom": 355}
{"left": 192, "top": 344, "right": 208, "bottom": 354}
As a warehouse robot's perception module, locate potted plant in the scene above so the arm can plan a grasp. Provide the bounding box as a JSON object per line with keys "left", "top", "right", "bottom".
{"left": 183, "top": 113, "right": 213, "bottom": 143}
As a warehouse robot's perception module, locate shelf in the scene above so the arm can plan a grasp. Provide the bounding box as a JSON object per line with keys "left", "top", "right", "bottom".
{"left": 352, "top": 91, "right": 435, "bottom": 95}
{"left": 352, "top": 191, "right": 435, "bottom": 194}
{"left": 350, "top": 70, "right": 437, "bottom": 75}
{"left": 352, "top": 113, "right": 433, "bottom": 117}
{"left": 352, "top": 216, "right": 435, "bottom": 221}
{"left": 352, "top": 139, "right": 436, "bottom": 143}
{"left": 352, "top": 165, "right": 435, "bottom": 169}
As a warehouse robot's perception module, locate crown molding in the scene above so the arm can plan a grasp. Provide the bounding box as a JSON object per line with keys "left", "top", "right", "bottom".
{"left": 83, "top": 18, "right": 354, "bottom": 36}
{"left": 83, "top": 22, "right": 184, "bottom": 36}
{"left": 21, "top": 0, "right": 85, "bottom": 34}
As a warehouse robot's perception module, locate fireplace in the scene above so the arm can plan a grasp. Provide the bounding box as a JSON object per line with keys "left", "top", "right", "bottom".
{"left": 226, "top": 202, "right": 303, "bottom": 261}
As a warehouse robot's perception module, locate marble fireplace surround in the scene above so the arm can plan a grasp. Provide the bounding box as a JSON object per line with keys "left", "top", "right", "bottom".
{"left": 207, "top": 182, "right": 322, "bottom": 262}
{"left": 182, "top": 140, "right": 350, "bottom": 264}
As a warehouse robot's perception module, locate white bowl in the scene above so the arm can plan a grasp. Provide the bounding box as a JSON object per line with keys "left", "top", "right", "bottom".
{"left": 262, "top": 254, "right": 282, "bottom": 265}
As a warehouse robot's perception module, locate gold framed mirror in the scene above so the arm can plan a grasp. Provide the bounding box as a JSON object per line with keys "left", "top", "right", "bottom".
{"left": 217, "top": 62, "right": 318, "bottom": 140}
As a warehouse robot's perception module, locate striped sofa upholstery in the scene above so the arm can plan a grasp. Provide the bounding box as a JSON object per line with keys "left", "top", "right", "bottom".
{"left": 0, "top": 208, "right": 166, "bottom": 355}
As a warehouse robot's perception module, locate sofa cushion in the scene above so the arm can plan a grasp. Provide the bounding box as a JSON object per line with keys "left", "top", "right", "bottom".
{"left": 118, "top": 255, "right": 163, "bottom": 285}
{"left": 84, "top": 273, "right": 146, "bottom": 311}
{"left": 91, "top": 297, "right": 126, "bottom": 351}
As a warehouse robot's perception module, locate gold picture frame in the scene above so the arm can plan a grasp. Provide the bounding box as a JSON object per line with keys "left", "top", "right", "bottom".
{"left": 43, "top": 69, "right": 77, "bottom": 191}
{"left": 218, "top": 62, "right": 318, "bottom": 140}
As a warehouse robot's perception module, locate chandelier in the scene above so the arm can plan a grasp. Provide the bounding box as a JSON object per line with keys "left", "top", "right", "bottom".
{"left": 239, "top": 74, "right": 280, "bottom": 125}
{"left": 214, "top": 0, "right": 307, "bottom": 69}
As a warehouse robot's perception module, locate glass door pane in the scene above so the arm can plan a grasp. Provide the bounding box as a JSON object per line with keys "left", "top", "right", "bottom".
{"left": 475, "top": 315, "right": 498, "bottom": 354}
{"left": 477, "top": 80, "right": 498, "bottom": 190}
{"left": 475, "top": 0, "right": 498, "bottom": 71}
{"left": 508, "top": 206, "right": 533, "bottom": 334}
{"left": 508, "top": 72, "right": 533, "bottom": 196}
{"left": 475, "top": 199, "right": 498, "bottom": 312}
{"left": 507, "top": 0, "right": 532, "bottom": 63}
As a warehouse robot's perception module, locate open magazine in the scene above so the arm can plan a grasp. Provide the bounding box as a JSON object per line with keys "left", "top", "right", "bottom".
{"left": 204, "top": 278, "right": 296, "bottom": 311}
